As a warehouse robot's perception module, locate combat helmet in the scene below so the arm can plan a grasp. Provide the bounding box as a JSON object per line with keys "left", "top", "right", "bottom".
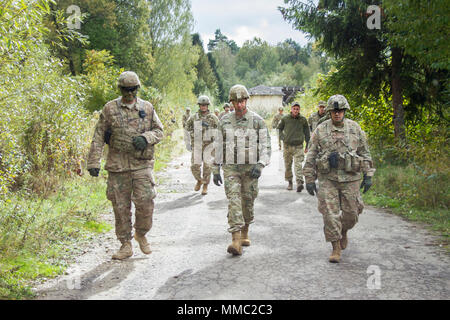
{"left": 326, "top": 95, "right": 350, "bottom": 112}
{"left": 223, "top": 102, "right": 230, "bottom": 109}
{"left": 228, "top": 85, "right": 250, "bottom": 101}
{"left": 197, "top": 95, "right": 211, "bottom": 105}
{"left": 317, "top": 100, "right": 327, "bottom": 107}
{"left": 118, "top": 71, "right": 141, "bottom": 88}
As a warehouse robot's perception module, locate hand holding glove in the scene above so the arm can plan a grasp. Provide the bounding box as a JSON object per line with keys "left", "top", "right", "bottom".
{"left": 88, "top": 168, "right": 100, "bottom": 177}
{"left": 132, "top": 136, "right": 148, "bottom": 151}
{"left": 250, "top": 163, "right": 264, "bottom": 179}
{"left": 213, "top": 173, "right": 223, "bottom": 186}
{"left": 360, "top": 174, "right": 372, "bottom": 193}
{"left": 306, "top": 182, "right": 317, "bottom": 196}
{"left": 328, "top": 151, "right": 339, "bottom": 169}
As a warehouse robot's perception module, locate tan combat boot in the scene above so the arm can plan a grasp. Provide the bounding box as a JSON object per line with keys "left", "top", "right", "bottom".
{"left": 227, "top": 231, "right": 242, "bottom": 255}
{"left": 287, "top": 180, "right": 293, "bottom": 190}
{"left": 329, "top": 241, "right": 341, "bottom": 263}
{"left": 201, "top": 183, "right": 208, "bottom": 195}
{"left": 112, "top": 241, "right": 133, "bottom": 260}
{"left": 194, "top": 180, "right": 202, "bottom": 191}
{"left": 340, "top": 229, "right": 348, "bottom": 250}
{"left": 134, "top": 233, "right": 152, "bottom": 254}
{"left": 241, "top": 224, "right": 251, "bottom": 246}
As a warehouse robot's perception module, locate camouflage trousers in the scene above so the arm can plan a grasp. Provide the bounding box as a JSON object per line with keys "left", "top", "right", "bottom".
{"left": 283, "top": 143, "right": 305, "bottom": 184}
{"left": 317, "top": 178, "right": 364, "bottom": 242}
{"left": 190, "top": 144, "right": 213, "bottom": 184}
{"left": 223, "top": 164, "right": 258, "bottom": 233}
{"left": 106, "top": 168, "right": 157, "bottom": 242}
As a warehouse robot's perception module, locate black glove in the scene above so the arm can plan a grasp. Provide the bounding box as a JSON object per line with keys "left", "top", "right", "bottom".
{"left": 360, "top": 174, "right": 372, "bottom": 193}
{"left": 104, "top": 128, "right": 112, "bottom": 145}
{"left": 250, "top": 164, "right": 264, "bottom": 179}
{"left": 202, "top": 120, "right": 209, "bottom": 128}
{"left": 132, "top": 136, "right": 148, "bottom": 151}
{"left": 306, "top": 182, "right": 317, "bottom": 196}
{"left": 213, "top": 174, "right": 223, "bottom": 186}
{"left": 88, "top": 168, "right": 100, "bottom": 177}
{"left": 328, "top": 151, "right": 339, "bottom": 169}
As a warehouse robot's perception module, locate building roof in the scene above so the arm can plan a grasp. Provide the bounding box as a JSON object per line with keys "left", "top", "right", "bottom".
{"left": 248, "top": 85, "right": 284, "bottom": 96}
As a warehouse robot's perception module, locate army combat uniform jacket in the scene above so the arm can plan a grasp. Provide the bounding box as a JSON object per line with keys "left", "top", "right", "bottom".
{"left": 87, "top": 97, "right": 164, "bottom": 172}
{"left": 303, "top": 118, "right": 375, "bottom": 184}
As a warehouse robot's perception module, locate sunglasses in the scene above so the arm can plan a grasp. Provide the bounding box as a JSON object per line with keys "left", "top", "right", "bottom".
{"left": 120, "top": 86, "right": 139, "bottom": 92}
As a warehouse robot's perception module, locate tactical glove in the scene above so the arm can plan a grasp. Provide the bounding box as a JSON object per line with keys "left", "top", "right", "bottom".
{"left": 201, "top": 121, "right": 209, "bottom": 128}
{"left": 328, "top": 151, "right": 339, "bottom": 169}
{"left": 213, "top": 174, "right": 223, "bottom": 186}
{"left": 306, "top": 182, "right": 317, "bottom": 196}
{"left": 132, "top": 136, "right": 148, "bottom": 151}
{"left": 104, "top": 128, "right": 112, "bottom": 145}
{"left": 360, "top": 174, "right": 372, "bottom": 193}
{"left": 88, "top": 168, "right": 100, "bottom": 177}
{"left": 250, "top": 163, "right": 264, "bottom": 179}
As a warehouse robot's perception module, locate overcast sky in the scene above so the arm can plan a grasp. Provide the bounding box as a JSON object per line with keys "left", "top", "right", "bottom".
{"left": 190, "top": 0, "right": 310, "bottom": 51}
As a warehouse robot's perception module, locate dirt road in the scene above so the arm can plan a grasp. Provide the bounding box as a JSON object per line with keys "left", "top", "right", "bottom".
{"left": 36, "top": 136, "right": 449, "bottom": 300}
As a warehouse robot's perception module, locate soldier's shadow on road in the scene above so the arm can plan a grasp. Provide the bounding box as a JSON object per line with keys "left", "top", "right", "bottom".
{"left": 156, "top": 193, "right": 204, "bottom": 213}
{"left": 38, "top": 258, "right": 139, "bottom": 300}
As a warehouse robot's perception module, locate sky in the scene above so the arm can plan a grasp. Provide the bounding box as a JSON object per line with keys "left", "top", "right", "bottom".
{"left": 190, "top": 0, "right": 310, "bottom": 51}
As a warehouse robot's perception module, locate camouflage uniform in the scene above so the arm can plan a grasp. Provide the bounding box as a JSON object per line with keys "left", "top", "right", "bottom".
{"left": 278, "top": 109, "right": 310, "bottom": 186}
{"left": 182, "top": 109, "right": 191, "bottom": 129}
{"left": 308, "top": 101, "right": 327, "bottom": 133}
{"left": 303, "top": 96, "right": 375, "bottom": 244}
{"left": 87, "top": 95, "right": 164, "bottom": 243}
{"left": 214, "top": 106, "right": 271, "bottom": 233}
{"left": 186, "top": 109, "right": 219, "bottom": 185}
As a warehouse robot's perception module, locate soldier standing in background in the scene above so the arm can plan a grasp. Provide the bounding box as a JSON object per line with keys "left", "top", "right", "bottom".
{"left": 308, "top": 101, "right": 327, "bottom": 133}
{"left": 214, "top": 108, "right": 220, "bottom": 118}
{"left": 277, "top": 102, "right": 310, "bottom": 192}
{"left": 87, "top": 71, "right": 164, "bottom": 260}
{"left": 219, "top": 102, "right": 231, "bottom": 119}
{"left": 182, "top": 107, "right": 192, "bottom": 151}
{"left": 186, "top": 95, "right": 219, "bottom": 195}
{"left": 213, "top": 85, "right": 271, "bottom": 256}
{"left": 271, "top": 107, "right": 284, "bottom": 150}
{"left": 303, "top": 95, "right": 375, "bottom": 263}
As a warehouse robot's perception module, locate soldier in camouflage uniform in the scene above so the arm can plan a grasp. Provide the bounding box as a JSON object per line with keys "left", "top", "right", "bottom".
{"left": 219, "top": 102, "right": 231, "bottom": 119}
{"left": 186, "top": 95, "right": 219, "bottom": 195}
{"left": 308, "top": 100, "right": 327, "bottom": 133}
{"left": 303, "top": 95, "right": 375, "bottom": 263}
{"left": 271, "top": 107, "right": 284, "bottom": 150}
{"left": 277, "top": 102, "right": 310, "bottom": 192}
{"left": 87, "top": 71, "right": 164, "bottom": 260}
{"left": 182, "top": 107, "right": 192, "bottom": 151}
{"left": 213, "top": 85, "right": 271, "bottom": 256}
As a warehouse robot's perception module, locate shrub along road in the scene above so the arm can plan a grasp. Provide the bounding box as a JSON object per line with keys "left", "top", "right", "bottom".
{"left": 35, "top": 137, "right": 449, "bottom": 300}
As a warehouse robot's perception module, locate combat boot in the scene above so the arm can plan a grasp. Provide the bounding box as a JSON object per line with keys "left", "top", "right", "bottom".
{"left": 112, "top": 241, "right": 133, "bottom": 260}
{"left": 329, "top": 241, "right": 341, "bottom": 263}
{"left": 227, "top": 231, "right": 242, "bottom": 255}
{"left": 287, "top": 180, "right": 293, "bottom": 190}
{"left": 134, "top": 233, "right": 152, "bottom": 254}
{"left": 241, "top": 224, "right": 251, "bottom": 246}
{"left": 194, "top": 180, "right": 202, "bottom": 191}
{"left": 340, "top": 229, "right": 348, "bottom": 250}
{"left": 201, "top": 183, "right": 208, "bottom": 195}
{"left": 296, "top": 183, "right": 304, "bottom": 192}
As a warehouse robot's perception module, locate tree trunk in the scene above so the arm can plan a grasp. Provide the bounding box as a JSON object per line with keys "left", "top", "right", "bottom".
{"left": 391, "top": 47, "right": 405, "bottom": 141}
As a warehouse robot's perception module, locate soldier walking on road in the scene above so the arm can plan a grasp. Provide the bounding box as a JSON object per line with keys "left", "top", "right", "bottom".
{"left": 182, "top": 107, "right": 192, "bottom": 151}
{"left": 271, "top": 107, "right": 284, "bottom": 150}
{"left": 87, "top": 71, "right": 164, "bottom": 260}
{"left": 219, "top": 102, "right": 231, "bottom": 119}
{"left": 303, "top": 95, "right": 375, "bottom": 263}
{"left": 213, "top": 85, "right": 271, "bottom": 256}
{"left": 277, "top": 102, "right": 310, "bottom": 192}
{"left": 308, "top": 101, "right": 327, "bottom": 133}
{"left": 186, "top": 95, "right": 219, "bottom": 195}
{"left": 182, "top": 107, "right": 191, "bottom": 129}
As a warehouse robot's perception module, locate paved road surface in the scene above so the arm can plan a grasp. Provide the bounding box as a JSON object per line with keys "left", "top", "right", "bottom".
{"left": 36, "top": 136, "right": 449, "bottom": 300}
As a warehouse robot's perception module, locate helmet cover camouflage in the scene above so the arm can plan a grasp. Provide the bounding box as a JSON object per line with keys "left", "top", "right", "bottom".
{"left": 326, "top": 95, "right": 350, "bottom": 112}
{"left": 317, "top": 100, "right": 327, "bottom": 107}
{"left": 197, "top": 95, "right": 210, "bottom": 105}
{"left": 118, "top": 71, "right": 141, "bottom": 87}
{"left": 228, "top": 85, "right": 250, "bottom": 101}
